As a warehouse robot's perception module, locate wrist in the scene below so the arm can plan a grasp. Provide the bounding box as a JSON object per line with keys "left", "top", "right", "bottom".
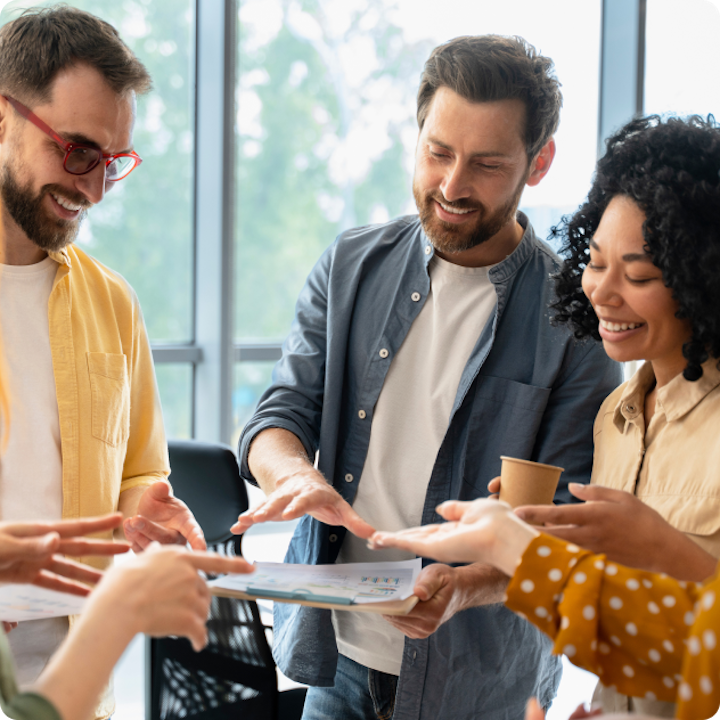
{"left": 274, "top": 462, "right": 321, "bottom": 490}
{"left": 452, "top": 563, "right": 510, "bottom": 608}
{"left": 490, "top": 513, "right": 539, "bottom": 577}
{"left": 90, "top": 572, "right": 144, "bottom": 638}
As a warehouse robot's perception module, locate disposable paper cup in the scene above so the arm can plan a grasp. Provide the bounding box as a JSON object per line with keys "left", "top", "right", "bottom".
{"left": 498, "top": 456, "right": 564, "bottom": 509}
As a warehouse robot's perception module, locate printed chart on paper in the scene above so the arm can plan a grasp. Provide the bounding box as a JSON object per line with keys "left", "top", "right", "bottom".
{"left": 210, "top": 559, "right": 421, "bottom": 604}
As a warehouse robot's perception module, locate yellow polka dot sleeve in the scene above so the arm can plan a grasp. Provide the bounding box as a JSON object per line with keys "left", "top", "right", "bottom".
{"left": 678, "top": 583, "right": 720, "bottom": 718}
{"left": 505, "top": 534, "right": 720, "bottom": 719}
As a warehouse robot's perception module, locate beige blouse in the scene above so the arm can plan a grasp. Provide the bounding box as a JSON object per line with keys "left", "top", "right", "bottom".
{"left": 590, "top": 358, "right": 720, "bottom": 714}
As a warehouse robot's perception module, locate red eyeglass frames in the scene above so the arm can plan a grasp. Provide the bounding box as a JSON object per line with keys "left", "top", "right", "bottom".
{"left": 3, "top": 95, "right": 142, "bottom": 181}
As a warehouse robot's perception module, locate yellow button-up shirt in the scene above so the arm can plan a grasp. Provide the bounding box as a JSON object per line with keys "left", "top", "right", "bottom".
{"left": 46, "top": 245, "right": 169, "bottom": 720}
{"left": 591, "top": 358, "right": 720, "bottom": 716}
{"left": 47, "top": 244, "right": 169, "bottom": 558}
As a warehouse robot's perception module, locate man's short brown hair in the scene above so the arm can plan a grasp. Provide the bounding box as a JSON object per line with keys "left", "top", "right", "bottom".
{"left": 0, "top": 4, "right": 151, "bottom": 104}
{"left": 417, "top": 35, "right": 562, "bottom": 159}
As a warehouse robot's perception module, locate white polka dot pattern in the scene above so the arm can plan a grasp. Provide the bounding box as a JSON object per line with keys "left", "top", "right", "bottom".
{"left": 503, "top": 533, "right": 719, "bottom": 720}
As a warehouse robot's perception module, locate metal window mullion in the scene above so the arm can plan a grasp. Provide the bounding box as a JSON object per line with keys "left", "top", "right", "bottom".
{"left": 193, "top": 0, "right": 237, "bottom": 444}
{"left": 598, "top": 0, "right": 646, "bottom": 383}
{"left": 597, "top": 0, "right": 647, "bottom": 158}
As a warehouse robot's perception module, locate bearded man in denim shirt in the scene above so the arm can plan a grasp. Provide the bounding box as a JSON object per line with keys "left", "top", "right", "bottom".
{"left": 235, "top": 35, "right": 621, "bottom": 720}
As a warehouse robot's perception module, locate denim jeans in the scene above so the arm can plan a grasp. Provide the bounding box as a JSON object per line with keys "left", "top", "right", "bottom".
{"left": 301, "top": 654, "right": 398, "bottom": 720}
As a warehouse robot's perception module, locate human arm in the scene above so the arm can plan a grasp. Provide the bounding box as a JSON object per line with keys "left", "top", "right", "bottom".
{"left": 233, "top": 248, "right": 375, "bottom": 538}
{"left": 30, "top": 544, "right": 253, "bottom": 720}
{"left": 230, "top": 428, "right": 374, "bottom": 538}
{"left": 372, "top": 498, "right": 719, "bottom": 716}
{"left": 504, "top": 532, "right": 712, "bottom": 711}
{"left": 512, "top": 483, "right": 717, "bottom": 582}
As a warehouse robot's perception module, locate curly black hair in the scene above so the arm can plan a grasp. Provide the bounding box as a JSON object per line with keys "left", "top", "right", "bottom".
{"left": 551, "top": 115, "right": 720, "bottom": 381}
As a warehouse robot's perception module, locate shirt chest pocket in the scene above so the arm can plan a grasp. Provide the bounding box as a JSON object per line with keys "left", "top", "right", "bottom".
{"left": 87, "top": 352, "right": 130, "bottom": 448}
{"left": 462, "top": 375, "right": 552, "bottom": 490}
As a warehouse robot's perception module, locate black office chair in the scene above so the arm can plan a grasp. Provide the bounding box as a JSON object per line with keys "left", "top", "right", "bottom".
{"left": 145, "top": 439, "right": 306, "bottom": 720}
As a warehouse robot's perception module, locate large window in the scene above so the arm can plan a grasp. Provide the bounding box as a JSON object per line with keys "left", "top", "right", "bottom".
{"left": 644, "top": 0, "right": 720, "bottom": 117}
{"left": 232, "top": 0, "right": 603, "bottom": 443}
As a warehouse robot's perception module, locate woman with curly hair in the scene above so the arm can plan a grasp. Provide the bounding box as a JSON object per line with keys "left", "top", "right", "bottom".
{"left": 508, "top": 114, "right": 720, "bottom": 716}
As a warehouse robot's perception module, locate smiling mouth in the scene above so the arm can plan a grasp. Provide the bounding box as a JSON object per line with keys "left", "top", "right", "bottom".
{"left": 50, "top": 192, "right": 84, "bottom": 213}
{"left": 436, "top": 200, "right": 476, "bottom": 216}
{"left": 599, "top": 319, "right": 645, "bottom": 332}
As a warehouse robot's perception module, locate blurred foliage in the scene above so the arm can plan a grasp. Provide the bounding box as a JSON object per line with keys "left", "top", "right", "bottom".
{"left": 235, "top": 0, "right": 433, "bottom": 341}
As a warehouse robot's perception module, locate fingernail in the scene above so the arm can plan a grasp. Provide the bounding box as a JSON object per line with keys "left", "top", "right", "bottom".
{"left": 134, "top": 519, "right": 146, "bottom": 530}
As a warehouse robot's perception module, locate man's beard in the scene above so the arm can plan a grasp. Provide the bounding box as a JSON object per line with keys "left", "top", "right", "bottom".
{"left": 0, "top": 162, "right": 88, "bottom": 253}
{"left": 413, "top": 177, "right": 525, "bottom": 255}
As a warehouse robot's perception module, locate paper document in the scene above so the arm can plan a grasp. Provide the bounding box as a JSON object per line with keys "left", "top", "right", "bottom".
{"left": 209, "top": 559, "right": 422, "bottom": 606}
{"left": 0, "top": 584, "right": 87, "bottom": 621}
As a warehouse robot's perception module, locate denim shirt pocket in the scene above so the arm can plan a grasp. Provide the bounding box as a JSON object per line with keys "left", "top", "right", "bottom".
{"left": 87, "top": 352, "right": 130, "bottom": 447}
{"left": 462, "top": 375, "right": 552, "bottom": 491}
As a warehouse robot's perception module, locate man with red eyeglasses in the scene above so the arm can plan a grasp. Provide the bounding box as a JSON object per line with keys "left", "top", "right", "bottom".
{"left": 0, "top": 7, "right": 204, "bottom": 718}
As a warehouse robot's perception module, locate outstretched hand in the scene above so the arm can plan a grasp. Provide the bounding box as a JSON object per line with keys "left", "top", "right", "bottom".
{"left": 513, "top": 483, "right": 717, "bottom": 581}
{"left": 0, "top": 514, "right": 129, "bottom": 596}
{"left": 124, "top": 481, "right": 206, "bottom": 552}
{"left": 231, "top": 468, "right": 375, "bottom": 539}
{"left": 369, "top": 498, "right": 530, "bottom": 568}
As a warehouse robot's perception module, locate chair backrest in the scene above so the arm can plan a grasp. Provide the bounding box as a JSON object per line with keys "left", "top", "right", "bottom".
{"left": 166, "top": 439, "right": 249, "bottom": 546}
{"left": 146, "top": 439, "right": 278, "bottom": 720}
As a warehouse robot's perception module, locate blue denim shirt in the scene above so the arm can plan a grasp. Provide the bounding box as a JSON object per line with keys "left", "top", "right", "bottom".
{"left": 239, "top": 214, "right": 621, "bottom": 720}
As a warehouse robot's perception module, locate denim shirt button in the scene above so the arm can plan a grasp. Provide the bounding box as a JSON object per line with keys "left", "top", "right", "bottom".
{"left": 411, "top": 292, "right": 421, "bottom": 302}
{"left": 329, "top": 534, "right": 338, "bottom": 542}
{"left": 358, "top": 409, "right": 366, "bottom": 419}
{"left": 344, "top": 473, "right": 353, "bottom": 483}
{"left": 379, "top": 348, "right": 389, "bottom": 359}
{"left": 425, "top": 245, "right": 432, "bottom": 255}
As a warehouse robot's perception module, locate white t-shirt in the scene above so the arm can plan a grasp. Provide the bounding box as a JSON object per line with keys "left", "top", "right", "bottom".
{"left": 333, "top": 255, "right": 497, "bottom": 675}
{"left": 0, "top": 257, "right": 68, "bottom": 686}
